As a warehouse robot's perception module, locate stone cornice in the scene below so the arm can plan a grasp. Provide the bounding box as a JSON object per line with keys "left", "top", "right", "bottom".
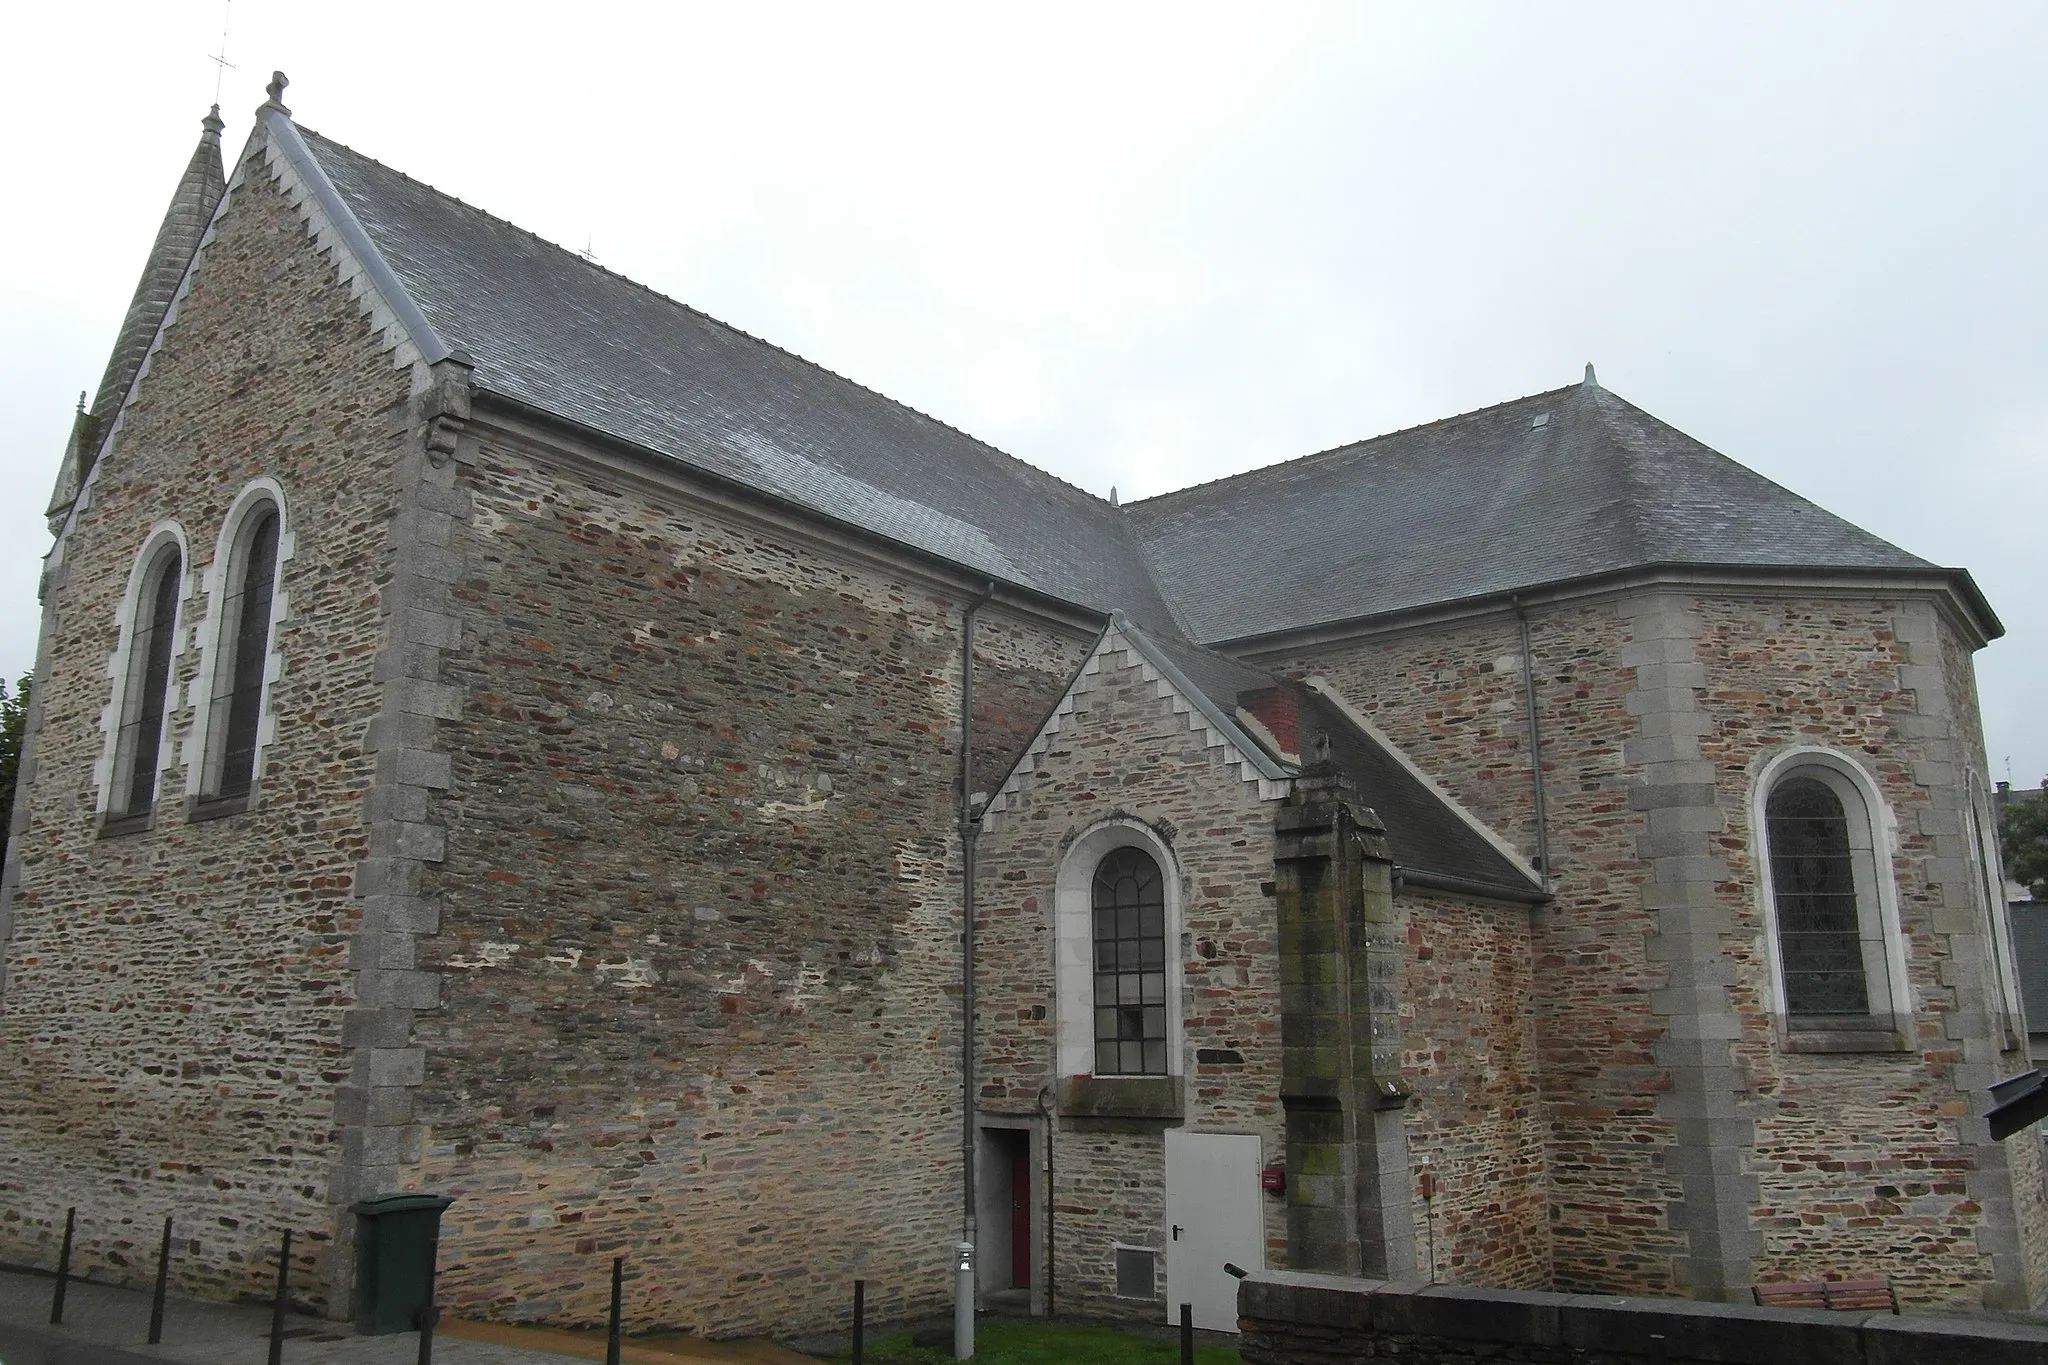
{"left": 1225, "top": 563, "right": 1998, "bottom": 660}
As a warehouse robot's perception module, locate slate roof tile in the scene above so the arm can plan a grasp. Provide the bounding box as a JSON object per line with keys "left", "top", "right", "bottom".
{"left": 299, "top": 128, "right": 1180, "bottom": 629}
{"left": 1123, "top": 381, "right": 1954, "bottom": 644}
{"left": 290, "top": 125, "right": 1988, "bottom": 652}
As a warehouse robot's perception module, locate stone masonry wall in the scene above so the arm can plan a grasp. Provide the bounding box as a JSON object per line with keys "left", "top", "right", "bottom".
{"left": 0, "top": 152, "right": 411, "bottom": 1307}
{"left": 1271, "top": 602, "right": 1686, "bottom": 1294}
{"left": 1270, "top": 588, "right": 2037, "bottom": 1308}
{"left": 974, "top": 640, "right": 1556, "bottom": 1317}
{"left": 1690, "top": 594, "right": 2037, "bottom": 1307}
{"left": 400, "top": 428, "right": 1085, "bottom": 1339}
{"left": 1237, "top": 1270, "right": 2048, "bottom": 1365}
{"left": 1399, "top": 890, "right": 1549, "bottom": 1290}
{"left": 975, "top": 640, "right": 1288, "bottom": 1323}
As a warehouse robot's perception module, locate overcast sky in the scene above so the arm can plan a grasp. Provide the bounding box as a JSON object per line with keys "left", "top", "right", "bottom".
{"left": 4, "top": 3, "right": 2043, "bottom": 785}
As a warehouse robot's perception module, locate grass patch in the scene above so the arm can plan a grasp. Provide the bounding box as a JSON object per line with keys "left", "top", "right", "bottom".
{"left": 840, "top": 1318, "right": 1239, "bottom": 1364}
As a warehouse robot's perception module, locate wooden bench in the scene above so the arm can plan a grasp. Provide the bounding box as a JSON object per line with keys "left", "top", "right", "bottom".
{"left": 1752, "top": 1277, "right": 1899, "bottom": 1313}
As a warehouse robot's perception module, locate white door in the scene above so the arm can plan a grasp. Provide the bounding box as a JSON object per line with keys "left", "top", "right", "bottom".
{"left": 1164, "top": 1129, "right": 1263, "bottom": 1333}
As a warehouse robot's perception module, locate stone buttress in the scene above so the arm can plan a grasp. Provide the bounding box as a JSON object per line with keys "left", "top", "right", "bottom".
{"left": 1274, "top": 763, "right": 1416, "bottom": 1277}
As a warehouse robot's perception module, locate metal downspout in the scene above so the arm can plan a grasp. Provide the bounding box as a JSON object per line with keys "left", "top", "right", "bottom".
{"left": 957, "top": 581, "right": 996, "bottom": 1360}
{"left": 1036, "top": 1084, "right": 1056, "bottom": 1317}
{"left": 1513, "top": 597, "right": 1552, "bottom": 890}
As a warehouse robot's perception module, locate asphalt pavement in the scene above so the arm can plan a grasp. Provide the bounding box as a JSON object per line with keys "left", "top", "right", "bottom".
{"left": 0, "top": 1266, "right": 576, "bottom": 1365}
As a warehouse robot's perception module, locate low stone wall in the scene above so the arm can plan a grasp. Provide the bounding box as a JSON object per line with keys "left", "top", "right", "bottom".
{"left": 1238, "top": 1270, "right": 2048, "bottom": 1364}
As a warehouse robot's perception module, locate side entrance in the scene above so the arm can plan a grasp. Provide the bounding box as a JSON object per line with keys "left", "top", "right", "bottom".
{"left": 977, "top": 1123, "right": 1038, "bottom": 1309}
{"left": 1164, "top": 1130, "right": 1264, "bottom": 1333}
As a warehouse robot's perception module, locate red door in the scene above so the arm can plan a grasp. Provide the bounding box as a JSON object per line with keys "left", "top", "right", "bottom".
{"left": 1009, "top": 1136, "right": 1031, "bottom": 1288}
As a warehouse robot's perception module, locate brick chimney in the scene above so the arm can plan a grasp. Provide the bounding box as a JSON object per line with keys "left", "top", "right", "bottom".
{"left": 1237, "top": 686, "right": 1303, "bottom": 763}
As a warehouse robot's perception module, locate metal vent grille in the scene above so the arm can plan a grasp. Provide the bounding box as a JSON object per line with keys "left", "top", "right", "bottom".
{"left": 1113, "top": 1246, "right": 1156, "bottom": 1300}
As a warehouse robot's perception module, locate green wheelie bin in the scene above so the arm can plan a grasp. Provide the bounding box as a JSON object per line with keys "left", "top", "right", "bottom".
{"left": 351, "top": 1193, "right": 454, "bottom": 1334}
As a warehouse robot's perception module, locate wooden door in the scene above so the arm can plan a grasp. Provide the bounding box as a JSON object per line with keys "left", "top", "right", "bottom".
{"left": 1009, "top": 1135, "right": 1031, "bottom": 1288}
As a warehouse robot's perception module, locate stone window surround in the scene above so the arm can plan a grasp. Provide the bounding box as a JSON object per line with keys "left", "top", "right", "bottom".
{"left": 1056, "top": 816, "right": 1185, "bottom": 1082}
{"left": 93, "top": 521, "right": 192, "bottom": 831}
{"left": 184, "top": 477, "right": 295, "bottom": 818}
{"left": 1965, "top": 772, "right": 2027, "bottom": 1050}
{"left": 1749, "top": 745, "right": 1912, "bottom": 1052}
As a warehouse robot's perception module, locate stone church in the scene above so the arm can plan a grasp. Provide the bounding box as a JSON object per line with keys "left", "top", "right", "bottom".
{"left": 3, "top": 80, "right": 2041, "bottom": 1337}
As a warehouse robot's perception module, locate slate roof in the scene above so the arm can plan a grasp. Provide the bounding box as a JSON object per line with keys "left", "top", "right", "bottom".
{"left": 1123, "top": 380, "right": 1989, "bottom": 644}
{"left": 294, "top": 128, "right": 1179, "bottom": 629}
{"left": 1123, "top": 621, "right": 1543, "bottom": 902}
{"left": 278, "top": 117, "right": 1989, "bottom": 651}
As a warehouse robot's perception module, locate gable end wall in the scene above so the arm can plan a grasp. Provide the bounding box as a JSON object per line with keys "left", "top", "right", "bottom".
{"left": 0, "top": 144, "right": 414, "bottom": 1309}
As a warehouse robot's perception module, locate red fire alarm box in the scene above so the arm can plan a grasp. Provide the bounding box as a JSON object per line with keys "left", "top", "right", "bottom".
{"left": 1260, "top": 1165, "right": 1286, "bottom": 1195}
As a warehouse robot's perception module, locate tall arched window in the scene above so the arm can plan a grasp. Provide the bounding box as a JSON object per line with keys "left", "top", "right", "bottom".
{"left": 1753, "top": 748, "right": 1910, "bottom": 1047}
{"left": 1093, "top": 846, "right": 1168, "bottom": 1076}
{"left": 107, "top": 541, "right": 184, "bottom": 820}
{"left": 1055, "top": 818, "right": 1183, "bottom": 1082}
{"left": 199, "top": 499, "right": 282, "bottom": 804}
{"left": 1766, "top": 777, "right": 1869, "bottom": 1016}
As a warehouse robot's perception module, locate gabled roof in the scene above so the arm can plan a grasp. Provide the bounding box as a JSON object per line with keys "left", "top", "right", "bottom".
{"left": 229, "top": 107, "right": 1990, "bottom": 650}
{"left": 984, "top": 614, "right": 1544, "bottom": 903}
{"left": 291, "top": 128, "right": 1178, "bottom": 628}
{"left": 1124, "top": 379, "right": 1995, "bottom": 644}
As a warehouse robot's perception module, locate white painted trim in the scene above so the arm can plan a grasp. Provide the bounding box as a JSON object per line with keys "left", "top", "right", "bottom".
{"left": 1055, "top": 817, "right": 1185, "bottom": 1081}
{"left": 93, "top": 523, "right": 193, "bottom": 816}
{"left": 1302, "top": 676, "right": 1545, "bottom": 891}
{"left": 980, "top": 624, "right": 1290, "bottom": 833}
{"left": 185, "top": 479, "right": 295, "bottom": 798}
{"left": 1748, "top": 746, "right": 1913, "bottom": 1028}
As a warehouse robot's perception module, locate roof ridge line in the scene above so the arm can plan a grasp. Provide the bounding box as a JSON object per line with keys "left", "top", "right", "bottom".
{"left": 1581, "top": 383, "right": 1655, "bottom": 567}
{"left": 273, "top": 115, "right": 450, "bottom": 367}
{"left": 1590, "top": 386, "right": 1936, "bottom": 570}
{"left": 295, "top": 126, "right": 1119, "bottom": 512}
{"left": 1122, "top": 382, "right": 1582, "bottom": 510}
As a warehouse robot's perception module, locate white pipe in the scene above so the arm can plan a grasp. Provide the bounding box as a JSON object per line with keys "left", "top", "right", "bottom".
{"left": 954, "top": 1240, "right": 975, "bottom": 1359}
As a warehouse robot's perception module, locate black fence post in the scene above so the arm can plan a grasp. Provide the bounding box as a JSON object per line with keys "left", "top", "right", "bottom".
{"left": 49, "top": 1207, "right": 75, "bottom": 1326}
{"left": 149, "top": 1214, "right": 173, "bottom": 1344}
{"left": 267, "top": 1227, "right": 292, "bottom": 1365}
{"left": 1179, "top": 1301, "right": 1193, "bottom": 1365}
{"left": 605, "top": 1255, "right": 623, "bottom": 1365}
{"left": 852, "top": 1279, "right": 865, "bottom": 1365}
{"left": 415, "top": 1231, "right": 440, "bottom": 1365}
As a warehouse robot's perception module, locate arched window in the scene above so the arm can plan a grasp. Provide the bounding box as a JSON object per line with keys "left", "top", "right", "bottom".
{"left": 104, "top": 536, "right": 185, "bottom": 822}
{"left": 1055, "top": 818, "right": 1183, "bottom": 1080}
{"left": 1092, "top": 846, "right": 1168, "bottom": 1076}
{"left": 1753, "top": 749, "right": 1909, "bottom": 1047}
{"left": 194, "top": 488, "right": 287, "bottom": 808}
{"left": 1766, "top": 777, "right": 1869, "bottom": 1016}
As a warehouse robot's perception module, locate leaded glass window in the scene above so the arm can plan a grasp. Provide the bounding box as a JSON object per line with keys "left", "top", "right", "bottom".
{"left": 112, "top": 548, "right": 181, "bottom": 816}
{"left": 207, "top": 506, "right": 280, "bottom": 800}
{"left": 1767, "top": 775, "right": 1870, "bottom": 1016}
{"left": 1092, "top": 846, "right": 1168, "bottom": 1075}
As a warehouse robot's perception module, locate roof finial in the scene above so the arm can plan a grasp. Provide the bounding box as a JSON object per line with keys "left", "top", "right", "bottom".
{"left": 263, "top": 70, "right": 290, "bottom": 115}
{"left": 201, "top": 104, "right": 224, "bottom": 141}
{"left": 76, "top": 390, "right": 87, "bottom": 413}
{"left": 1583, "top": 362, "right": 1599, "bottom": 388}
{"left": 1110, "top": 485, "right": 1119, "bottom": 507}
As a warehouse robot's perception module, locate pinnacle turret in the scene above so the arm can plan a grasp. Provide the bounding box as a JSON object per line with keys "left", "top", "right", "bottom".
{"left": 49, "top": 106, "right": 230, "bottom": 523}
